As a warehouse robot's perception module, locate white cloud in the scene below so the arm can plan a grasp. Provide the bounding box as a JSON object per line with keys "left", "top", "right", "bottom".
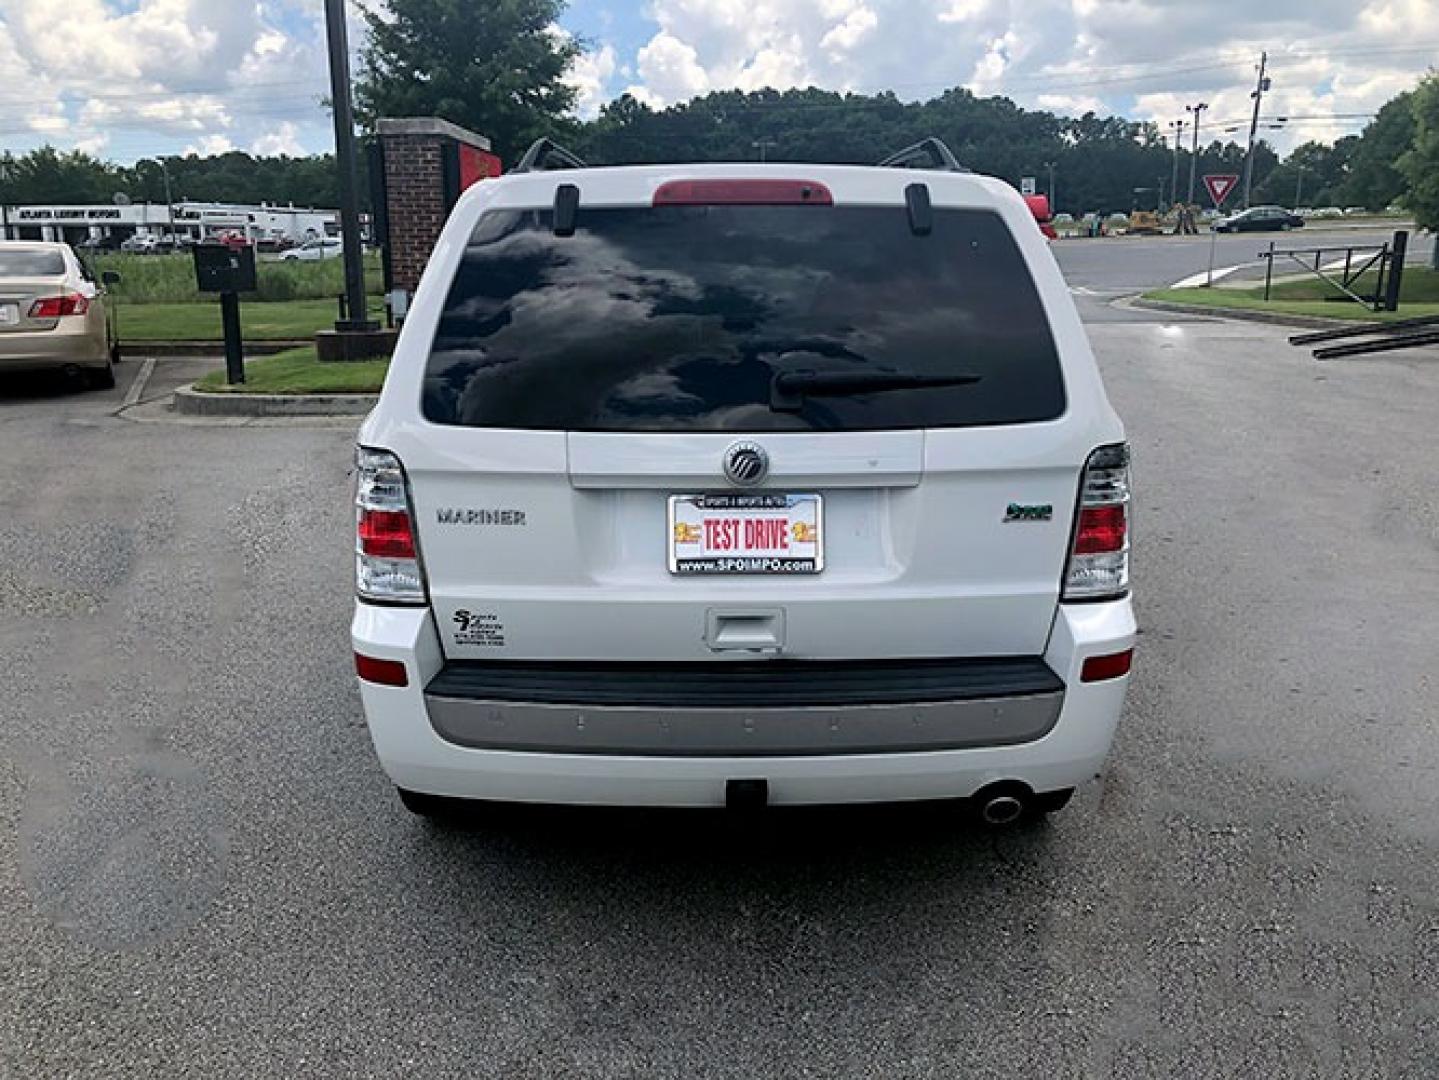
{"left": 565, "top": 43, "right": 619, "bottom": 119}
{"left": 612, "top": 0, "right": 1436, "bottom": 152}
{"left": 252, "top": 122, "right": 304, "bottom": 157}
{"left": 183, "top": 134, "right": 235, "bottom": 156}
{"left": 819, "top": 6, "right": 877, "bottom": 55}
{"left": 636, "top": 31, "right": 712, "bottom": 106}
{"left": 0, "top": 0, "right": 331, "bottom": 160}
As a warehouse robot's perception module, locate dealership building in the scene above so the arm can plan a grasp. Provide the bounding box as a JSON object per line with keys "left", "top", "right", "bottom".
{"left": 0, "top": 201, "right": 340, "bottom": 246}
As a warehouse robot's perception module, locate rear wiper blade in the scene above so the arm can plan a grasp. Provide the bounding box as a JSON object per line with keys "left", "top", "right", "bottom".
{"left": 770, "top": 369, "right": 982, "bottom": 412}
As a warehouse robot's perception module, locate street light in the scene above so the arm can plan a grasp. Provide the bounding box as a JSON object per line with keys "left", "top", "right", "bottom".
{"left": 752, "top": 138, "right": 776, "bottom": 163}
{"left": 1185, "top": 102, "right": 1208, "bottom": 205}
{"left": 143, "top": 158, "right": 176, "bottom": 242}
{"left": 1168, "top": 118, "right": 1186, "bottom": 212}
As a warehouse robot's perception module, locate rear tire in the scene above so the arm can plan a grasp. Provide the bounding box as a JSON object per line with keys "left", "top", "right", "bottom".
{"left": 88, "top": 360, "right": 116, "bottom": 390}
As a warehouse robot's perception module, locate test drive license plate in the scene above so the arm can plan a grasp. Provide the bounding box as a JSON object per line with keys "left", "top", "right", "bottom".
{"left": 0, "top": 304, "right": 18, "bottom": 326}
{"left": 668, "top": 494, "right": 823, "bottom": 575}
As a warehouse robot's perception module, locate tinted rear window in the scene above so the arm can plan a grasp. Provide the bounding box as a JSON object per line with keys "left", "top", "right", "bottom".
{"left": 0, "top": 250, "right": 65, "bottom": 277}
{"left": 424, "top": 205, "right": 1064, "bottom": 431}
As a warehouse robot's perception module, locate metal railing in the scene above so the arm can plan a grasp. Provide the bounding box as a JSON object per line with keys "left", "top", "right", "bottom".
{"left": 1259, "top": 231, "right": 1409, "bottom": 312}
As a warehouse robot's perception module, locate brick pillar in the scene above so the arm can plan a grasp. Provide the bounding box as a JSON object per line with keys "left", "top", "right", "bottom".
{"left": 375, "top": 118, "right": 498, "bottom": 301}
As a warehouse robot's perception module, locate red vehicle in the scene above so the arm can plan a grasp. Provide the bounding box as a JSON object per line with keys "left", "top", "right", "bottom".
{"left": 1024, "top": 194, "right": 1059, "bottom": 240}
{"left": 213, "top": 230, "right": 253, "bottom": 251}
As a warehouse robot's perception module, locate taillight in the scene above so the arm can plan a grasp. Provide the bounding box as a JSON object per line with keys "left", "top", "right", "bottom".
{"left": 355, "top": 447, "right": 426, "bottom": 605}
{"left": 1063, "top": 443, "right": 1130, "bottom": 601}
{"left": 29, "top": 293, "right": 89, "bottom": 318}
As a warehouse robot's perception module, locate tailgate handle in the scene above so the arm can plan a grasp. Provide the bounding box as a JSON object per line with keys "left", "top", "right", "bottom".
{"left": 706, "top": 609, "right": 785, "bottom": 654}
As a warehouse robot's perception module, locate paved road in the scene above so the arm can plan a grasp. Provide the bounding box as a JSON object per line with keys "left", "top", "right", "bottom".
{"left": 3, "top": 321, "right": 1439, "bottom": 1077}
{"left": 1054, "top": 224, "right": 1434, "bottom": 299}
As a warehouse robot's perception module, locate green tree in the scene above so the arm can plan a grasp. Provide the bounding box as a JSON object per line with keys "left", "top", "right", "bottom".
{"left": 1397, "top": 75, "right": 1439, "bottom": 234}
{"left": 1339, "top": 93, "right": 1416, "bottom": 209}
{"left": 0, "top": 147, "right": 123, "bottom": 204}
{"left": 353, "top": 0, "right": 581, "bottom": 166}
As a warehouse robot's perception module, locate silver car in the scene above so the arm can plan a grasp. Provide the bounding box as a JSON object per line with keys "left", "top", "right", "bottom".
{"left": 0, "top": 242, "right": 118, "bottom": 388}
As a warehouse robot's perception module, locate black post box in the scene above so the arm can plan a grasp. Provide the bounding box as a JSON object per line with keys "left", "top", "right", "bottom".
{"left": 193, "top": 244, "right": 257, "bottom": 294}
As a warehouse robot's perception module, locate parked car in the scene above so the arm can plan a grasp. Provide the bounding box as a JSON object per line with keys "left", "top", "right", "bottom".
{"left": 1312, "top": 206, "right": 1344, "bottom": 219}
{"left": 1343, "top": 206, "right": 1369, "bottom": 216}
{"left": 351, "top": 146, "right": 1135, "bottom": 824}
{"left": 120, "top": 233, "right": 159, "bottom": 253}
{"left": 0, "top": 241, "right": 118, "bottom": 388}
{"left": 1212, "top": 206, "right": 1305, "bottom": 233}
{"left": 280, "top": 238, "right": 343, "bottom": 262}
{"left": 212, "top": 230, "right": 253, "bottom": 252}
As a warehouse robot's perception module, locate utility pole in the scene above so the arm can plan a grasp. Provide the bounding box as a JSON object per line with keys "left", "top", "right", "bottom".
{"left": 1241, "top": 51, "right": 1270, "bottom": 209}
{"left": 1158, "top": 176, "right": 1167, "bottom": 211}
{"left": 1169, "top": 119, "right": 1186, "bottom": 212}
{"left": 1043, "top": 161, "right": 1057, "bottom": 213}
{"left": 752, "top": 138, "right": 776, "bottom": 163}
{"left": 323, "top": 0, "right": 376, "bottom": 333}
{"left": 1294, "top": 164, "right": 1304, "bottom": 208}
{"left": 1185, "top": 102, "right": 1208, "bottom": 205}
{"left": 160, "top": 159, "right": 175, "bottom": 241}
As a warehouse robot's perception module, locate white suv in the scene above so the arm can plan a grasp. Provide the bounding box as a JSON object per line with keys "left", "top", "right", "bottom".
{"left": 352, "top": 143, "right": 1134, "bottom": 824}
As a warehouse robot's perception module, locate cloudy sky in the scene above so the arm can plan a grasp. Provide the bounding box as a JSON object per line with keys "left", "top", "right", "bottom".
{"left": 0, "top": 0, "right": 1434, "bottom": 164}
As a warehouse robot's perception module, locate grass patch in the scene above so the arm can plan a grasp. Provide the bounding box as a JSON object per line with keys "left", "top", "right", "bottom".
{"left": 93, "top": 251, "right": 384, "bottom": 304}
{"left": 194, "top": 346, "right": 389, "bottom": 394}
{"left": 117, "top": 297, "right": 387, "bottom": 341}
{"left": 1144, "top": 266, "right": 1439, "bottom": 322}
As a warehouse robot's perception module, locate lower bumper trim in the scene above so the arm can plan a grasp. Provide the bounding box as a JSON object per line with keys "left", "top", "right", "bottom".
{"left": 423, "top": 691, "right": 1064, "bottom": 756}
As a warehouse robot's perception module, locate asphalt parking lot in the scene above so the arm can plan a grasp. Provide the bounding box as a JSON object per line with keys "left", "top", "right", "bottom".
{"left": 4, "top": 290, "right": 1439, "bottom": 1076}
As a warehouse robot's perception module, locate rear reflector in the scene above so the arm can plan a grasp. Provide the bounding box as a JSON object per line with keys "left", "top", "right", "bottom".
{"left": 358, "top": 508, "right": 417, "bottom": 559}
{"left": 653, "top": 179, "right": 833, "bottom": 206}
{"left": 355, "top": 653, "right": 409, "bottom": 687}
{"left": 29, "top": 293, "right": 89, "bottom": 318}
{"left": 1081, "top": 649, "right": 1134, "bottom": 683}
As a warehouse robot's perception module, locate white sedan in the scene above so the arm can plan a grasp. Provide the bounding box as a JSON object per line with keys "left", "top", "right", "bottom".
{"left": 280, "top": 238, "right": 343, "bottom": 262}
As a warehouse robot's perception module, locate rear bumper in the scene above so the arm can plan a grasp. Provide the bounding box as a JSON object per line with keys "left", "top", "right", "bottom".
{"left": 425, "top": 657, "right": 1064, "bottom": 755}
{"left": 0, "top": 324, "right": 108, "bottom": 370}
{"left": 351, "top": 599, "right": 1135, "bottom": 807}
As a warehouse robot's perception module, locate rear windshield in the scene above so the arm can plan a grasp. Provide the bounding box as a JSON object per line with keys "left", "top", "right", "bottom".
{"left": 424, "top": 205, "right": 1065, "bottom": 431}
{"left": 0, "top": 250, "right": 65, "bottom": 277}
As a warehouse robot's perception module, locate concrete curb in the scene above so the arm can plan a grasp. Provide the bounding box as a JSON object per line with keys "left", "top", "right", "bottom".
{"left": 172, "top": 383, "right": 377, "bottom": 417}
{"left": 121, "top": 340, "right": 309, "bottom": 358}
{"left": 1129, "top": 297, "right": 1369, "bottom": 330}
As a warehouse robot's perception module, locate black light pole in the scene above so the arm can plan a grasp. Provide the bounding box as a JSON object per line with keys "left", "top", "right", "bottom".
{"left": 1185, "top": 101, "right": 1208, "bottom": 205}
{"left": 1168, "top": 119, "right": 1185, "bottom": 212}
{"left": 324, "top": 0, "right": 376, "bottom": 332}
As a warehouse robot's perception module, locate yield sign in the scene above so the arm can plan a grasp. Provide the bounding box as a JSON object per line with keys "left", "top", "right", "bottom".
{"left": 1203, "top": 174, "right": 1240, "bottom": 208}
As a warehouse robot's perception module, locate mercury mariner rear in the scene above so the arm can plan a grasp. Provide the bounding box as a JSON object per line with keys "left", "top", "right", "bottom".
{"left": 351, "top": 158, "right": 1135, "bottom": 821}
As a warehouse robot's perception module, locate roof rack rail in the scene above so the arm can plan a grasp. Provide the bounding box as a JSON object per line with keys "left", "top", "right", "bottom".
{"left": 512, "top": 137, "right": 589, "bottom": 174}
{"left": 876, "top": 137, "right": 968, "bottom": 173}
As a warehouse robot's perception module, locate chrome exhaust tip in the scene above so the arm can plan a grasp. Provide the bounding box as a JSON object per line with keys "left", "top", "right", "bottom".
{"left": 971, "top": 781, "right": 1033, "bottom": 827}
{"left": 980, "top": 795, "right": 1025, "bottom": 826}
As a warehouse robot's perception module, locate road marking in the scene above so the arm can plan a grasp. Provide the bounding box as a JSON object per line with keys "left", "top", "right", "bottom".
{"left": 121, "top": 357, "right": 157, "bottom": 409}
{"left": 1170, "top": 264, "right": 1253, "bottom": 289}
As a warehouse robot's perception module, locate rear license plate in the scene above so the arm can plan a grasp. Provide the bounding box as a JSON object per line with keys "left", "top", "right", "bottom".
{"left": 0, "top": 304, "right": 17, "bottom": 326}
{"left": 668, "top": 494, "right": 823, "bottom": 575}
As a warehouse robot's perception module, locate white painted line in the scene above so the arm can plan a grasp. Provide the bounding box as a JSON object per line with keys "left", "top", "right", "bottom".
{"left": 121, "top": 357, "right": 157, "bottom": 409}
{"left": 1170, "top": 263, "right": 1250, "bottom": 289}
